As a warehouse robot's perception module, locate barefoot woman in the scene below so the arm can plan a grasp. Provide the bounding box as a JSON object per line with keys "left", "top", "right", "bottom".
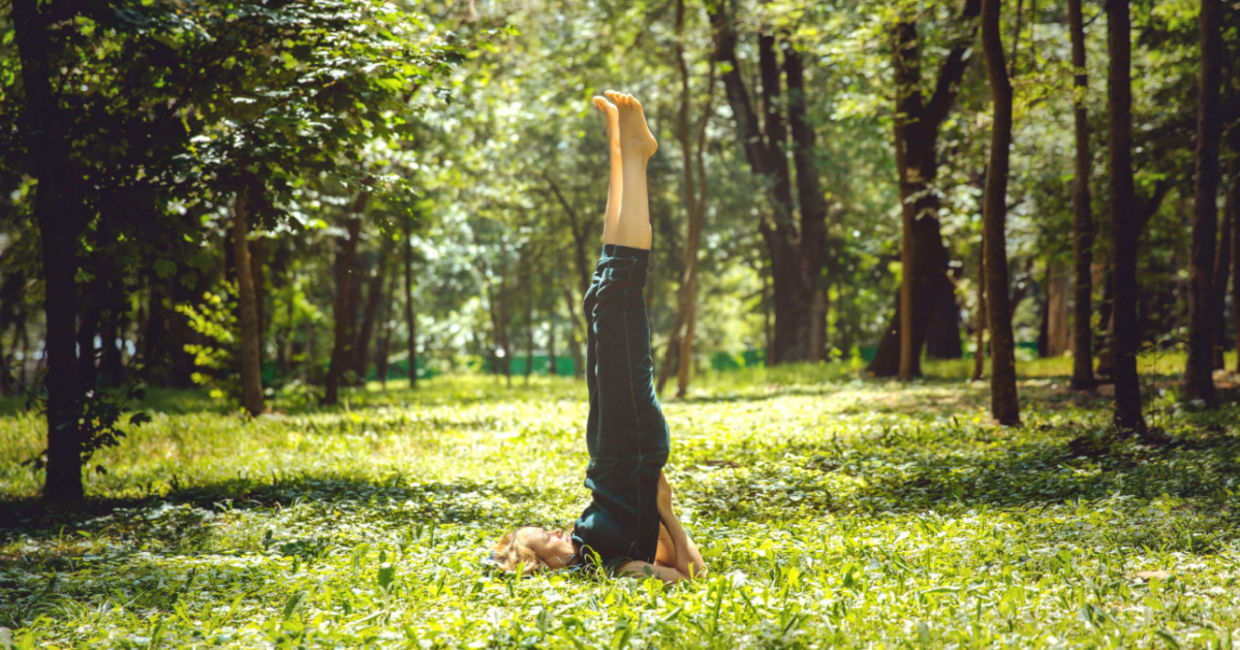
{"left": 490, "top": 91, "right": 706, "bottom": 583}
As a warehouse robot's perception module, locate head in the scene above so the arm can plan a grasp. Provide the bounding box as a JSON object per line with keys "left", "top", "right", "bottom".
{"left": 489, "top": 526, "right": 576, "bottom": 576}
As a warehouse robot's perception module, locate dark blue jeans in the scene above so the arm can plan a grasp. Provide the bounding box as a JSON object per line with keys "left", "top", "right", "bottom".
{"left": 571, "top": 245, "right": 670, "bottom": 572}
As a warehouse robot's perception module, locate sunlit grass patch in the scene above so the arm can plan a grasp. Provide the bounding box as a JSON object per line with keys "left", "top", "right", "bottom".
{"left": 1, "top": 364, "right": 1239, "bottom": 647}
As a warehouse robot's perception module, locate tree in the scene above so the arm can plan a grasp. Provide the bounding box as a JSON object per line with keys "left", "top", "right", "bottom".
{"left": 233, "top": 183, "right": 265, "bottom": 416}
{"left": 1183, "top": 0, "right": 1223, "bottom": 407}
{"left": 1068, "top": 0, "right": 1096, "bottom": 390}
{"left": 707, "top": 2, "right": 829, "bottom": 365}
{"left": 658, "top": 0, "right": 714, "bottom": 397}
{"left": 979, "top": 0, "right": 1019, "bottom": 425}
{"left": 868, "top": 0, "right": 982, "bottom": 379}
{"left": 1107, "top": 0, "right": 1146, "bottom": 433}
{"left": 13, "top": 0, "right": 85, "bottom": 504}
{"left": 325, "top": 192, "right": 368, "bottom": 406}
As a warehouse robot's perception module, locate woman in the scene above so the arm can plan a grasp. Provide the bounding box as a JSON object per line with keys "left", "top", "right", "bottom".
{"left": 490, "top": 91, "right": 706, "bottom": 584}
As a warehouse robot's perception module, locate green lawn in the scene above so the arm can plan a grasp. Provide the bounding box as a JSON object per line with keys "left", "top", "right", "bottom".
{"left": 2, "top": 357, "right": 1239, "bottom": 648}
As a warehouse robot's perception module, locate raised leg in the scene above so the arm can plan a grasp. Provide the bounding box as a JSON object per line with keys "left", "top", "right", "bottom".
{"left": 593, "top": 96, "right": 623, "bottom": 244}
{"left": 604, "top": 90, "right": 658, "bottom": 250}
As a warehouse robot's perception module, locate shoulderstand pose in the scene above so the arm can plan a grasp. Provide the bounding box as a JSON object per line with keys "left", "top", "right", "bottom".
{"left": 490, "top": 91, "right": 706, "bottom": 584}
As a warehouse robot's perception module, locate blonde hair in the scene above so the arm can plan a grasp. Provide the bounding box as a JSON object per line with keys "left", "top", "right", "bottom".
{"left": 489, "top": 529, "right": 554, "bottom": 576}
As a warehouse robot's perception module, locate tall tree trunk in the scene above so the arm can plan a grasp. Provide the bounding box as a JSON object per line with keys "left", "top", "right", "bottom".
{"left": 1211, "top": 162, "right": 1234, "bottom": 368}
{"left": 980, "top": 0, "right": 1020, "bottom": 425}
{"left": 707, "top": 3, "right": 825, "bottom": 364}
{"left": 1046, "top": 266, "right": 1071, "bottom": 357}
{"left": 249, "top": 236, "right": 265, "bottom": 372}
{"left": 662, "top": 0, "right": 715, "bottom": 397}
{"left": 375, "top": 262, "right": 395, "bottom": 388}
{"left": 972, "top": 236, "right": 987, "bottom": 381}
{"left": 233, "top": 188, "right": 264, "bottom": 416}
{"left": 1183, "top": 0, "right": 1223, "bottom": 407}
{"left": 563, "top": 287, "right": 584, "bottom": 378}
{"left": 1069, "top": 0, "right": 1096, "bottom": 389}
{"left": 76, "top": 269, "right": 101, "bottom": 392}
{"left": 872, "top": 0, "right": 982, "bottom": 378}
{"left": 324, "top": 193, "right": 367, "bottom": 405}
{"left": 524, "top": 262, "right": 534, "bottom": 381}
{"left": 1107, "top": 0, "right": 1146, "bottom": 432}
{"left": 925, "top": 284, "right": 964, "bottom": 359}
{"left": 784, "top": 43, "right": 829, "bottom": 363}
{"left": 353, "top": 237, "right": 391, "bottom": 382}
{"left": 403, "top": 215, "right": 418, "bottom": 388}
{"left": 16, "top": 0, "right": 87, "bottom": 505}
{"left": 1232, "top": 158, "right": 1240, "bottom": 373}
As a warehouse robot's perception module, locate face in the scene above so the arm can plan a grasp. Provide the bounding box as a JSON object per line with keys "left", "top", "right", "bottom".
{"left": 516, "top": 527, "right": 575, "bottom": 568}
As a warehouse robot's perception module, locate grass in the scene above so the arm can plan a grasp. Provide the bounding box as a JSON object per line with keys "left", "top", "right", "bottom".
{"left": 2, "top": 355, "right": 1239, "bottom": 648}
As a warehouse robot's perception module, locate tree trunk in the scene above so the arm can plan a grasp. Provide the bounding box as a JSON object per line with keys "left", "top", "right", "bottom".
{"left": 972, "top": 236, "right": 987, "bottom": 381}
{"left": 524, "top": 265, "right": 534, "bottom": 381}
{"left": 233, "top": 188, "right": 265, "bottom": 416}
{"left": 76, "top": 270, "right": 100, "bottom": 392}
{"left": 374, "top": 262, "right": 395, "bottom": 388}
{"left": 1183, "top": 0, "right": 1223, "bottom": 407}
{"left": 1232, "top": 158, "right": 1240, "bottom": 373}
{"left": 563, "top": 287, "right": 584, "bottom": 378}
{"left": 1211, "top": 162, "right": 1234, "bottom": 368}
{"left": 784, "top": 43, "right": 828, "bottom": 363}
{"left": 873, "top": 0, "right": 982, "bottom": 378}
{"left": 1107, "top": 0, "right": 1146, "bottom": 432}
{"left": 403, "top": 215, "right": 418, "bottom": 388}
{"left": 980, "top": 0, "right": 1020, "bottom": 425}
{"left": 925, "top": 282, "right": 963, "bottom": 359}
{"left": 353, "top": 237, "right": 391, "bottom": 382}
{"left": 324, "top": 193, "right": 367, "bottom": 405}
{"left": 16, "top": 0, "right": 87, "bottom": 505}
{"left": 707, "top": 4, "right": 825, "bottom": 364}
{"left": 1046, "top": 265, "right": 1070, "bottom": 357}
{"left": 1068, "top": 0, "right": 1096, "bottom": 389}
{"left": 249, "top": 236, "right": 265, "bottom": 371}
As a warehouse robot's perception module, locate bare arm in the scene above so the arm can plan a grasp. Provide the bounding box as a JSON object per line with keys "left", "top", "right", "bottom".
{"left": 618, "top": 559, "right": 689, "bottom": 584}
{"left": 656, "top": 472, "right": 706, "bottom": 578}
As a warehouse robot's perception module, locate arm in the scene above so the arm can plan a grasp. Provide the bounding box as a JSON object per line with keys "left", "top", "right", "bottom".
{"left": 618, "top": 559, "right": 689, "bottom": 584}
{"left": 656, "top": 472, "right": 707, "bottom": 579}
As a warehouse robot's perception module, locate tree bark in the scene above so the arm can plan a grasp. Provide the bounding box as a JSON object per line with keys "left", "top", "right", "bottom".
{"left": 16, "top": 0, "right": 89, "bottom": 505}
{"left": 980, "top": 0, "right": 1020, "bottom": 425}
{"left": 563, "top": 287, "right": 584, "bottom": 378}
{"left": 403, "top": 215, "right": 418, "bottom": 388}
{"left": 1045, "top": 266, "right": 1070, "bottom": 357}
{"left": 1068, "top": 0, "right": 1096, "bottom": 389}
{"left": 872, "top": 0, "right": 982, "bottom": 378}
{"left": 925, "top": 283, "right": 964, "bottom": 359}
{"left": 233, "top": 187, "right": 265, "bottom": 416}
{"left": 1107, "top": 0, "right": 1146, "bottom": 432}
{"left": 249, "top": 236, "right": 265, "bottom": 370}
{"left": 375, "top": 265, "right": 395, "bottom": 388}
{"left": 1211, "top": 161, "right": 1234, "bottom": 368}
{"left": 353, "top": 236, "right": 392, "bottom": 382}
{"left": 659, "top": 0, "right": 714, "bottom": 397}
{"left": 324, "top": 192, "right": 367, "bottom": 405}
{"left": 707, "top": 3, "right": 826, "bottom": 364}
{"left": 1183, "top": 0, "right": 1223, "bottom": 407}
{"left": 972, "top": 236, "right": 987, "bottom": 381}
{"left": 1232, "top": 158, "right": 1240, "bottom": 373}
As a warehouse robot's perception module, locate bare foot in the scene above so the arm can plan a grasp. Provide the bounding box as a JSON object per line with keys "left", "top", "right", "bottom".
{"left": 604, "top": 90, "right": 657, "bottom": 160}
{"left": 593, "top": 95, "right": 621, "bottom": 154}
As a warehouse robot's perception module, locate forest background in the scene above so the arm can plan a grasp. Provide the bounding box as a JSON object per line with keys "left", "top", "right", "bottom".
{"left": 2, "top": 0, "right": 1240, "bottom": 646}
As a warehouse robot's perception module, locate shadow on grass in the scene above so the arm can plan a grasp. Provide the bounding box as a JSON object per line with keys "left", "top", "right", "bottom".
{"left": 0, "top": 473, "right": 539, "bottom": 544}
{"left": 687, "top": 425, "right": 1240, "bottom": 519}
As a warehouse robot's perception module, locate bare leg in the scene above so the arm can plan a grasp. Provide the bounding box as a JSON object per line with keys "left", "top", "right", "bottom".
{"left": 604, "top": 90, "right": 658, "bottom": 250}
{"left": 593, "top": 96, "right": 623, "bottom": 243}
